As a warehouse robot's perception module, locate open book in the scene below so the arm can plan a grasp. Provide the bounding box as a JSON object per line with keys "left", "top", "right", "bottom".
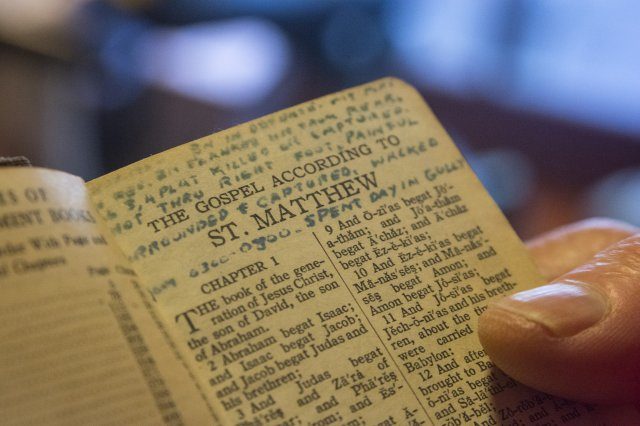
{"left": 1, "top": 78, "right": 595, "bottom": 425}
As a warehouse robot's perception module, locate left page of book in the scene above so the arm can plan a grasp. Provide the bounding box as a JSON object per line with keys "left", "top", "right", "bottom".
{"left": 0, "top": 168, "right": 221, "bottom": 425}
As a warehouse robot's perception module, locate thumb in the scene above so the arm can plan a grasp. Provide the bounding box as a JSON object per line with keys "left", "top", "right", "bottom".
{"left": 479, "top": 226, "right": 640, "bottom": 404}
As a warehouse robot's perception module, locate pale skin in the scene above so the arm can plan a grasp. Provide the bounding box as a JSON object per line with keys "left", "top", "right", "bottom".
{"left": 479, "top": 218, "right": 640, "bottom": 423}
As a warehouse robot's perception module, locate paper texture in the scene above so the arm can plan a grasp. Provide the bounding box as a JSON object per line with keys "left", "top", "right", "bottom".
{"left": 0, "top": 168, "right": 219, "bottom": 425}
{"left": 86, "top": 78, "right": 595, "bottom": 424}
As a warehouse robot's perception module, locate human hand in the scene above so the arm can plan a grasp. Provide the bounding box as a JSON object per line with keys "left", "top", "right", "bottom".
{"left": 478, "top": 218, "right": 640, "bottom": 421}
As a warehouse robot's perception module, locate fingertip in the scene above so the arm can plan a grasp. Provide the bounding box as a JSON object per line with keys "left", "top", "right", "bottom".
{"left": 480, "top": 236, "right": 640, "bottom": 404}
{"left": 527, "top": 218, "right": 638, "bottom": 250}
{"left": 527, "top": 218, "right": 638, "bottom": 280}
{"left": 478, "top": 304, "right": 560, "bottom": 395}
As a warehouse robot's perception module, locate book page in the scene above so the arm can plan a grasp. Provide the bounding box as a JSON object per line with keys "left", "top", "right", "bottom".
{"left": 0, "top": 168, "right": 220, "bottom": 425}
{"left": 88, "top": 78, "right": 595, "bottom": 424}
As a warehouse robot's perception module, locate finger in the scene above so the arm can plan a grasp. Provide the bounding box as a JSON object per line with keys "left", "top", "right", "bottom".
{"left": 526, "top": 218, "right": 638, "bottom": 280}
{"left": 479, "top": 233, "right": 640, "bottom": 404}
{"left": 590, "top": 404, "right": 640, "bottom": 424}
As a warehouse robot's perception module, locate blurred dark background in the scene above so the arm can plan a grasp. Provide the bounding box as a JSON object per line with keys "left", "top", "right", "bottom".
{"left": 1, "top": 0, "right": 639, "bottom": 238}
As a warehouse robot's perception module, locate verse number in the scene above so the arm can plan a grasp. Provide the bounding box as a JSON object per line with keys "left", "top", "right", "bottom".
{"left": 354, "top": 267, "right": 368, "bottom": 279}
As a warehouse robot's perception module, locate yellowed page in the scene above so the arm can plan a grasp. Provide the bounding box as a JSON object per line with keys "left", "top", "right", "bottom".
{"left": 0, "top": 168, "right": 220, "bottom": 425}
{"left": 88, "top": 78, "right": 595, "bottom": 424}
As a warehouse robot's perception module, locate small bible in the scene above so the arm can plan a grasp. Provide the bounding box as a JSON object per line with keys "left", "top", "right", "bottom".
{"left": 0, "top": 78, "right": 595, "bottom": 425}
